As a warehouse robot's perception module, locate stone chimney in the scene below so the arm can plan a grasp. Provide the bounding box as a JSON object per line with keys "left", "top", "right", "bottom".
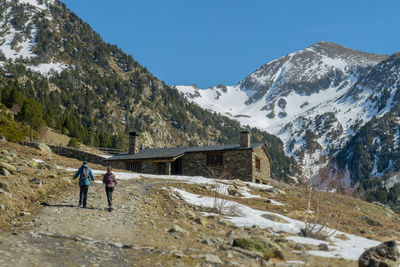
{"left": 240, "top": 130, "right": 251, "bottom": 148}
{"left": 128, "top": 132, "right": 140, "bottom": 154}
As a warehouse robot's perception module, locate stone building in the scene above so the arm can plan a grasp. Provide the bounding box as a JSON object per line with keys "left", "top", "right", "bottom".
{"left": 106, "top": 131, "right": 271, "bottom": 184}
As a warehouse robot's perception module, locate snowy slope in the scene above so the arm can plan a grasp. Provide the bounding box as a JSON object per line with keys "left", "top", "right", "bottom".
{"left": 0, "top": 0, "right": 68, "bottom": 75}
{"left": 176, "top": 42, "right": 389, "bottom": 169}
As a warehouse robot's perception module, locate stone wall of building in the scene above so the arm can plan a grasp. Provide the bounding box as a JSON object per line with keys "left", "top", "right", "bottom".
{"left": 181, "top": 150, "right": 253, "bottom": 181}
{"left": 252, "top": 147, "right": 270, "bottom": 184}
{"left": 106, "top": 148, "right": 270, "bottom": 184}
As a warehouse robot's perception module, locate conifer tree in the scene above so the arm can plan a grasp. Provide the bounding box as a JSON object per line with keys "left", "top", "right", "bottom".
{"left": 19, "top": 98, "right": 43, "bottom": 141}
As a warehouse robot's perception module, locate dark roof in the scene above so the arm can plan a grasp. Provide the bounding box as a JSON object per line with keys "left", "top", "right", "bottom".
{"left": 106, "top": 143, "right": 264, "bottom": 161}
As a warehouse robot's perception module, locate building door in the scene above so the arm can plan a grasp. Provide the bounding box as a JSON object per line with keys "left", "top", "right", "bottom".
{"left": 171, "top": 158, "right": 182, "bottom": 175}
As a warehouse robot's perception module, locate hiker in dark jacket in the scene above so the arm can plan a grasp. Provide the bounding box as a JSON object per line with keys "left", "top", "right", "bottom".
{"left": 73, "top": 161, "right": 95, "bottom": 208}
{"left": 103, "top": 166, "right": 117, "bottom": 210}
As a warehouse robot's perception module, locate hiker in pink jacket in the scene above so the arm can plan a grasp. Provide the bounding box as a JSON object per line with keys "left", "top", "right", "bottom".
{"left": 103, "top": 167, "right": 118, "bottom": 211}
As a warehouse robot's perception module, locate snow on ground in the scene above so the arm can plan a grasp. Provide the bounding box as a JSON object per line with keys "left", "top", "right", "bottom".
{"left": 61, "top": 166, "right": 276, "bottom": 202}
{"left": 56, "top": 167, "right": 397, "bottom": 261}
{"left": 171, "top": 187, "right": 399, "bottom": 261}
{"left": 28, "top": 62, "right": 68, "bottom": 76}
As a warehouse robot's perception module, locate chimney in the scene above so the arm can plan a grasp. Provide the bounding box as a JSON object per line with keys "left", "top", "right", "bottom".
{"left": 240, "top": 130, "right": 251, "bottom": 148}
{"left": 128, "top": 132, "right": 140, "bottom": 154}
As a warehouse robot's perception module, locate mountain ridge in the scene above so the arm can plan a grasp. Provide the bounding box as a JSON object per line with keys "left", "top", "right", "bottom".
{"left": 176, "top": 41, "right": 400, "bottom": 193}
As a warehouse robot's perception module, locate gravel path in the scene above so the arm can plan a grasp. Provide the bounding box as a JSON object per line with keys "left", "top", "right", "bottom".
{"left": 0, "top": 179, "right": 192, "bottom": 267}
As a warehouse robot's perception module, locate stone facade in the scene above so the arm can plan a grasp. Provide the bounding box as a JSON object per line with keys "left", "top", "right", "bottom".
{"left": 252, "top": 147, "right": 270, "bottom": 184}
{"left": 180, "top": 150, "right": 254, "bottom": 181}
{"left": 111, "top": 147, "right": 270, "bottom": 184}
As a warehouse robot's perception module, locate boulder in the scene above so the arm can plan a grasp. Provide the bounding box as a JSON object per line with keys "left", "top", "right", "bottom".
{"left": 0, "top": 135, "right": 5, "bottom": 142}
{"left": 204, "top": 254, "right": 223, "bottom": 264}
{"left": 318, "top": 243, "right": 329, "bottom": 251}
{"left": 194, "top": 217, "right": 207, "bottom": 226}
{"left": 168, "top": 225, "right": 188, "bottom": 236}
{"left": 262, "top": 214, "right": 288, "bottom": 223}
{"left": 61, "top": 177, "right": 72, "bottom": 184}
{"left": 29, "top": 178, "right": 42, "bottom": 188}
{"left": 227, "top": 185, "right": 243, "bottom": 197}
{"left": 0, "top": 188, "right": 12, "bottom": 198}
{"left": 38, "top": 143, "right": 52, "bottom": 153}
{"left": 359, "top": 241, "right": 399, "bottom": 267}
{"left": 0, "top": 167, "right": 11, "bottom": 177}
{"left": 232, "top": 237, "right": 284, "bottom": 260}
{"left": 361, "top": 216, "right": 382, "bottom": 227}
{"left": 0, "top": 162, "right": 17, "bottom": 173}
{"left": 0, "top": 181, "right": 10, "bottom": 191}
{"left": 231, "top": 179, "right": 246, "bottom": 187}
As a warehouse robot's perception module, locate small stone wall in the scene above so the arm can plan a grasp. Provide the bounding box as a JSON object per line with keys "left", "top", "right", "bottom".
{"left": 23, "top": 142, "right": 109, "bottom": 167}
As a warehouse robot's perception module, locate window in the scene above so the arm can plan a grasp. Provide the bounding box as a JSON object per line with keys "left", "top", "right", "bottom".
{"left": 206, "top": 153, "right": 223, "bottom": 166}
{"left": 255, "top": 157, "right": 261, "bottom": 171}
{"left": 126, "top": 162, "right": 141, "bottom": 172}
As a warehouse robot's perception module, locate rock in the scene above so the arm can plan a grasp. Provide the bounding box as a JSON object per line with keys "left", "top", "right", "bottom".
{"left": 29, "top": 178, "right": 42, "bottom": 188}
{"left": 359, "top": 240, "right": 399, "bottom": 267}
{"left": 168, "top": 225, "right": 188, "bottom": 235}
{"left": 29, "top": 161, "right": 38, "bottom": 168}
{"left": 0, "top": 168, "right": 11, "bottom": 177}
{"left": 231, "top": 179, "right": 246, "bottom": 187}
{"left": 232, "top": 237, "right": 284, "bottom": 260}
{"left": 0, "top": 205, "right": 6, "bottom": 210}
{"left": 361, "top": 216, "right": 382, "bottom": 227}
{"left": 173, "top": 251, "right": 184, "bottom": 258}
{"left": 318, "top": 243, "right": 329, "bottom": 251}
{"left": 38, "top": 143, "right": 52, "bottom": 153}
{"left": 19, "top": 211, "right": 31, "bottom": 216}
{"left": 204, "top": 254, "right": 223, "bottom": 264}
{"left": 0, "top": 188, "right": 12, "bottom": 198}
{"left": 261, "top": 214, "right": 288, "bottom": 223}
{"left": 0, "top": 162, "right": 17, "bottom": 173}
{"left": 0, "top": 135, "right": 5, "bottom": 142}
{"left": 294, "top": 243, "right": 305, "bottom": 251}
{"left": 0, "top": 181, "right": 10, "bottom": 191}
{"left": 218, "top": 218, "right": 235, "bottom": 227}
{"left": 227, "top": 185, "right": 243, "bottom": 197}
{"left": 194, "top": 217, "right": 207, "bottom": 226}
{"left": 186, "top": 209, "right": 197, "bottom": 219}
{"left": 61, "top": 177, "right": 72, "bottom": 184}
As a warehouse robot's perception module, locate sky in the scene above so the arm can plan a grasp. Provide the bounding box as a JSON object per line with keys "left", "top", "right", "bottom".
{"left": 62, "top": 0, "right": 400, "bottom": 88}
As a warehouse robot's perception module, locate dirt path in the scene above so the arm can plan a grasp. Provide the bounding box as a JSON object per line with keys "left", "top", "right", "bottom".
{"left": 0, "top": 178, "right": 200, "bottom": 267}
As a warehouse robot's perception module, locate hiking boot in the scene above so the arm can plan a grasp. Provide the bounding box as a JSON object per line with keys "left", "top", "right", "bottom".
{"left": 77, "top": 203, "right": 81, "bottom": 207}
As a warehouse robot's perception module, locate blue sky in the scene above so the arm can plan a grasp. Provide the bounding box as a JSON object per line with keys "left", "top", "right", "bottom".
{"left": 63, "top": 0, "right": 400, "bottom": 88}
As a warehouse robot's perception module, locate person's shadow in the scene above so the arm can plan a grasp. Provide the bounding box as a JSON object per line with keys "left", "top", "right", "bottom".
{"left": 40, "top": 202, "right": 104, "bottom": 211}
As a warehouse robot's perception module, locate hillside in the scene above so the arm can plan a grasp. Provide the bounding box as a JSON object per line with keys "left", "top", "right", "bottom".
{"left": 0, "top": 0, "right": 298, "bottom": 180}
{"left": 1, "top": 141, "right": 399, "bottom": 266}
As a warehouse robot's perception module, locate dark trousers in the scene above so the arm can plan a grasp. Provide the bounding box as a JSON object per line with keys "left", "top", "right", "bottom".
{"left": 106, "top": 187, "right": 114, "bottom": 207}
{"left": 79, "top": 185, "right": 89, "bottom": 207}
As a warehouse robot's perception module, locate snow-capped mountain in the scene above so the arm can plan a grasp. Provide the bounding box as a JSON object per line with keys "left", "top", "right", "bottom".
{"left": 176, "top": 42, "right": 389, "bottom": 168}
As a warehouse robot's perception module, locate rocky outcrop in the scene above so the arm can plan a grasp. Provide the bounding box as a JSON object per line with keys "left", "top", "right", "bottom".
{"left": 358, "top": 241, "right": 399, "bottom": 267}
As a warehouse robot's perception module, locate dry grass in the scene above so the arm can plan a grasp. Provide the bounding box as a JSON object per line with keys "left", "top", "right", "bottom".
{"left": 0, "top": 141, "right": 116, "bottom": 227}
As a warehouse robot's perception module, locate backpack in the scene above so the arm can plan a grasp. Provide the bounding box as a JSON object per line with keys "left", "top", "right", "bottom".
{"left": 81, "top": 166, "right": 90, "bottom": 182}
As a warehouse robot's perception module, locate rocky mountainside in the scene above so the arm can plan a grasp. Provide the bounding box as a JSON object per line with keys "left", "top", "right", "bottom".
{"left": 176, "top": 42, "right": 400, "bottom": 194}
{"left": 0, "top": 0, "right": 298, "bottom": 180}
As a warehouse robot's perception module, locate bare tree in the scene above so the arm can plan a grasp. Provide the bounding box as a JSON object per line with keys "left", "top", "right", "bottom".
{"left": 301, "top": 159, "right": 345, "bottom": 240}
